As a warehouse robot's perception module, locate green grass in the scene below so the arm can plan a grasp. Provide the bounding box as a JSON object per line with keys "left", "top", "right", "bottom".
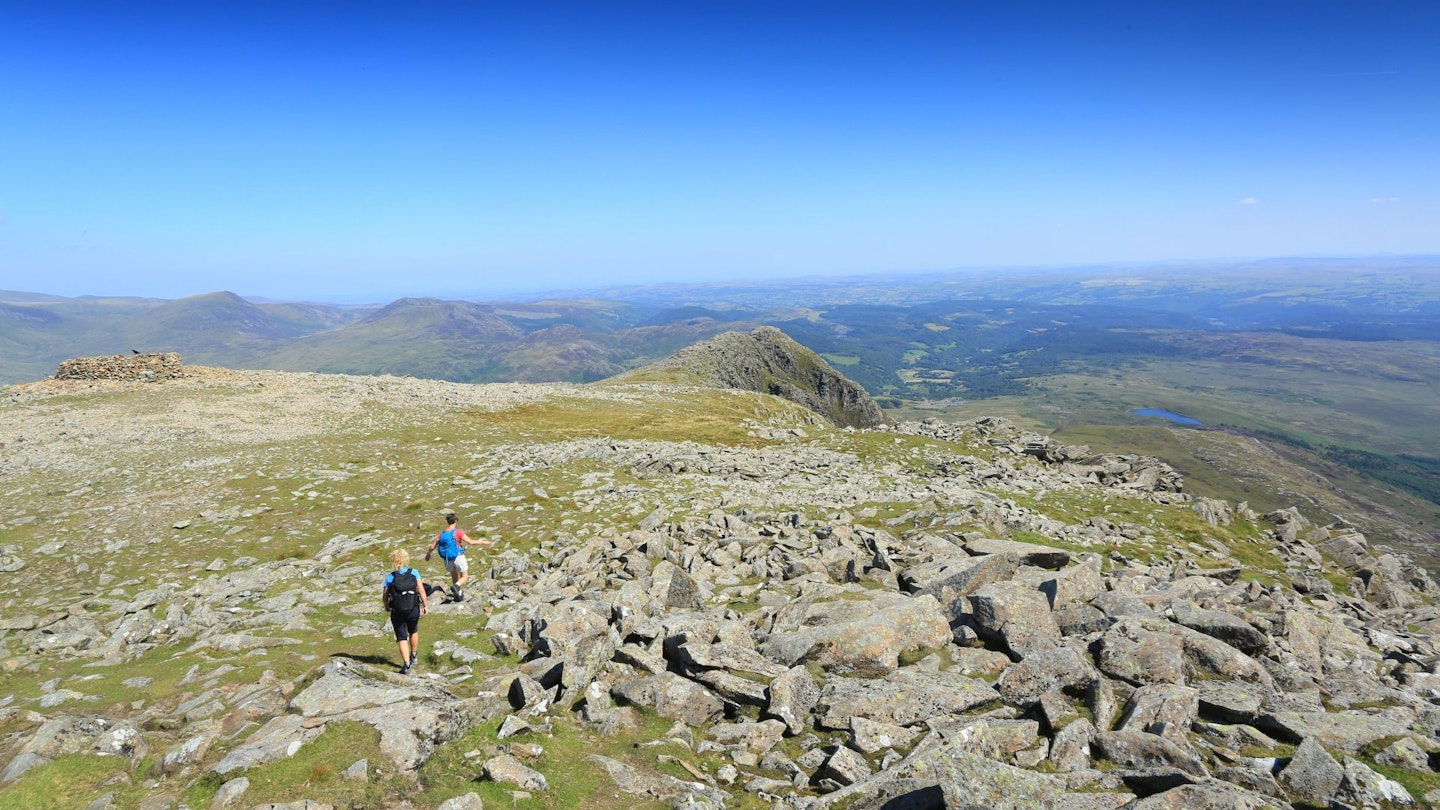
{"left": 1220, "top": 537, "right": 1285, "bottom": 574}
{"left": 995, "top": 489, "right": 1289, "bottom": 575}
{"left": 1360, "top": 755, "right": 1440, "bottom": 802}
{"left": 1048, "top": 425, "right": 1266, "bottom": 501}
{"left": 411, "top": 706, "right": 774, "bottom": 810}
{"left": 1237, "top": 742, "right": 1297, "bottom": 760}
{"left": 475, "top": 391, "right": 781, "bottom": 447}
{"left": 185, "top": 721, "right": 391, "bottom": 808}
{"left": 0, "top": 754, "right": 133, "bottom": 809}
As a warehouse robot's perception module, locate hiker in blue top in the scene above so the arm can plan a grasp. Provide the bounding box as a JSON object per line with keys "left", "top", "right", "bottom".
{"left": 424, "top": 512, "right": 492, "bottom": 603}
{"left": 382, "top": 548, "right": 428, "bottom": 674}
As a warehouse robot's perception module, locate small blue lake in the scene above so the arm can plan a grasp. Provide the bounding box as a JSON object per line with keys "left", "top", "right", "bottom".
{"left": 1130, "top": 408, "right": 1203, "bottom": 426}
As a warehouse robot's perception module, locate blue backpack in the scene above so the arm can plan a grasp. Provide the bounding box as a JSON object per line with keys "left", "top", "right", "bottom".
{"left": 437, "top": 528, "right": 461, "bottom": 561}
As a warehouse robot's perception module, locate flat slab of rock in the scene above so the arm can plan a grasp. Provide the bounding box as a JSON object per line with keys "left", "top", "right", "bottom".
{"left": 212, "top": 715, "right": 322, "bottom": 775}
{"left": 848, "top": 716, "right": 922, "bottom": 755}
{"left": 694, "top": 668, "right": 768, "bottom": 707}
{"left": 1168, "top": 601, "right": 1269, "bottom": 655}
{"left": 1118, "top": 684, "right": 1200, "bottom": 733}
{"left": 588, "top": 754, "right": 730, "bottom": 805}
{"left": 678, "top": 641, "right": 788, "bottom": 680}
{"left": 927, "top": 717, "right": 1042, "bottom": 760}
{"left": 1196, "top": 681, "right": 1266, "bottom": 724}
{"left": 804, "top": 733, "right": 1067, "bottom": 809}
{"left": 996, "top": 645, "right": 1097, "bottom": 706}
{"left": 483, "top": 754, "right": 549, "bottom": 791}
{"left": 1, "top": 752, "right": 49, "bottom": 784}
{"left": 964, "top": 537, "right": 1071, "bottom": 569}
{"left": 1096, "top": 614, "right": 1273, "bottom": 689}
{"left": 1258, "top": 710, "right": 1415, "bottom": 754}
{"left": 291, "top": 665, "right": 420, "bottom": 717}
{"left": 899, "top": 552, "right": 1020, "bottom": 616}
{"left": 1123, "top": 781, "right": 1284, "bottom": 809}
{"left": 436, "top": 795, "right": 484, "bottom": 810}
{"left": 818, "top": 668, "right": 999, "bottom": 729}
{"left": 1334, "top": 755, "right": 1414, "bottom": 808}
{"left": 760, "top": 593, "right": 952, "bottom": 675}
{"left": 706, "top": 719, "right": 786, "bottom": 753}
{"left": 274, "top": 661, "right": 493, "bottom": 771}
{"left": 614, "top": 672, "right": 724, "bottom": 726}
{"left": 1095, "top": 618, "right": 1186, "bottom": 685}
{"left": 1094, "top": 730, "right": 1206, "bottom": 777}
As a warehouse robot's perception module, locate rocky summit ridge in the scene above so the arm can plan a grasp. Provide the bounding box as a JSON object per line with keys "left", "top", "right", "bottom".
{"left": 618, "top": 326, "right": 887, "bottom": 429}
{"left": 1, "top": 354, "right": 1439, "bottom": 809}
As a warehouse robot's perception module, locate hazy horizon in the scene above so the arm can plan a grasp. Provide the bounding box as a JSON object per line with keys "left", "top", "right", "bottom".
{"left": 3, "top": 2, "right": 1437, "bottom": 302}
{"left": 2, "top": 251, "right": 1436, "bottom": 308}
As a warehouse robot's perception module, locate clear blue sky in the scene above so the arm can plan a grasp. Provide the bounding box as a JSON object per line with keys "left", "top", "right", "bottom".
{"left": 1, "top": 1, "right": 1436, "bottom": 302}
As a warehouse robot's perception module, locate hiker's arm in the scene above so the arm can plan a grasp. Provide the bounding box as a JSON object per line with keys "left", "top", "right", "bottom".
{"left": 459, "top": 530, "right": 492, "bottom": 548}
{"left": 419, "top": 576, "right": 428, "bottom": 613}
{"left": 424, "top": 534, "right": 438, "bottom": 560}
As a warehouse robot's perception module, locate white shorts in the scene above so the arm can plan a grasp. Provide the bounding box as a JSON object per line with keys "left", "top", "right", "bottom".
{"left": 444, "top": 554, "right": 468, "bottom": 575}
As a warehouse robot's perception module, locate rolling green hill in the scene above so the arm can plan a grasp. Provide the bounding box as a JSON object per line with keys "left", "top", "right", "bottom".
{"left": 265, "top": 298, "right": 525, "bottom": 380}
{"left": 125, "top": 291, "right": 292, "bottom": 361}
{"left": 0, "top": 291, "right": 367, "bottom": 382}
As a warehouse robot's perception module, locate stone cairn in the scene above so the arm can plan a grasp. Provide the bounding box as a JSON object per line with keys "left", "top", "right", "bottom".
{"left": 53, "top": 352, "right": 186, "bottom": 381}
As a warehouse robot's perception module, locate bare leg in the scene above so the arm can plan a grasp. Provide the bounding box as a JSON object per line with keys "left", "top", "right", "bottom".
{"left": 448, "top": 561, "right": 467, "bottom": 601}
{"left": 397, "top": 639, "right": 411, "bottom": 668}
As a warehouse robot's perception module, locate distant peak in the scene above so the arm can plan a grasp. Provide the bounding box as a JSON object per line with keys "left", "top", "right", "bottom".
{"left": 620, "top": 326, "right": 886, "bottom": 428}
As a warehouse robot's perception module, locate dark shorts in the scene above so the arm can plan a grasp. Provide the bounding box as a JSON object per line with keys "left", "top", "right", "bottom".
{"left": 390, "top": 608, "right": 420, "bottom": 641}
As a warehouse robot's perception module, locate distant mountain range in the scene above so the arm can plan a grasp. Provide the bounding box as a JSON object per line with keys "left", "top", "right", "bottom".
{"left": 0, "top": 289, "right": 761, "bottom": 386}
{"left": 7, "top": 256, "right": 1439, "bottom": 390}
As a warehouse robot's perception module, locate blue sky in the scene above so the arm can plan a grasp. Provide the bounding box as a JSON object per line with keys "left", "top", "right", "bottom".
{"left": 1, "top": 1, "right": 1436, "bottom": 302}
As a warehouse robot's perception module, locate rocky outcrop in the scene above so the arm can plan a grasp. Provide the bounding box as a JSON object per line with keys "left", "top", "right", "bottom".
{"left": 622, "top": 326, "right": 887, "bottom": 428}
{"left": 53, "top": 352, "right": 186, "bottom": 381}
{"left": 378, "top": 478, "right": 1430, "bottom": 808}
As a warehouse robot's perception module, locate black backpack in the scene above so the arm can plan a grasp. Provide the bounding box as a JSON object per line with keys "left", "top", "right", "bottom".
{"left": 388, "top": 569, "right": 419, "bottom": 613}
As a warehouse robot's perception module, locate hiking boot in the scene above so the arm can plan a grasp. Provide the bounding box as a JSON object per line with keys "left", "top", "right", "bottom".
{"left": 450, "top": 584, "right": 460, "bottom": 601}
{"left": 400, "top": 662, "right": 411, "bottom": 675}
{"left": 410, "top": 651, "right": 418, "bottom": 667}
{"left": 454, "top": 587, "right": 464, "bottom": 603}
